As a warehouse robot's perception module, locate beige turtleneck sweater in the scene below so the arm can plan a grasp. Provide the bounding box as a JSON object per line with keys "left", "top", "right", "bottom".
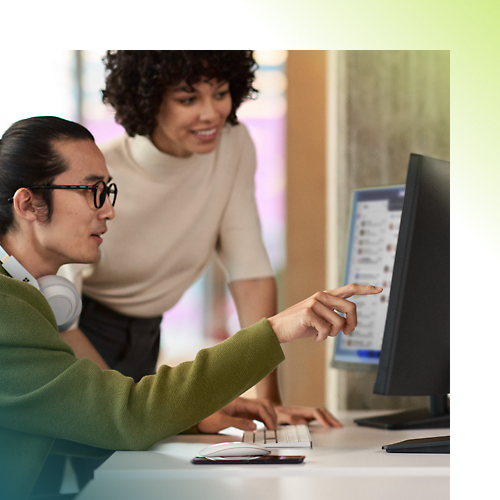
{"left": 60, "top": 123, "right": 273, "bottom": 318}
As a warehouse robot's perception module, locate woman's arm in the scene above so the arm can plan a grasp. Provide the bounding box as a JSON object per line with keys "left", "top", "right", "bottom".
{"left": 228, "top": 277, "right": 281, "bottom": 403}
{"left": 60, "top": 327, "right": 110, "bottom": 370}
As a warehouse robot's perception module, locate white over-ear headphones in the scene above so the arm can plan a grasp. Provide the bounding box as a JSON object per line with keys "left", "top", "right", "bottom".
{"left": 0, "top": 244, "right": 82, "bottom": 332}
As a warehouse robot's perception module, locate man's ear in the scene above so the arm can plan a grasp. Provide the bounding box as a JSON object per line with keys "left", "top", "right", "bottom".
{"left": 11, "top": 188, "right": 39, "bottom": 222}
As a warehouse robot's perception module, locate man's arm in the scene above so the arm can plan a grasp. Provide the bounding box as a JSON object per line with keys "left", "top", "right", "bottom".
{"left": 59, "top": 327, "right": 110, "bottom": 370}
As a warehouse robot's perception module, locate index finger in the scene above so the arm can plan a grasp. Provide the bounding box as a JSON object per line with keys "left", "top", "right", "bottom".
{"left": 325, "top": 283, "right": 382, "bottom": 300}
{"left": 243, "top": 399, "right": 278, "bottom": 430}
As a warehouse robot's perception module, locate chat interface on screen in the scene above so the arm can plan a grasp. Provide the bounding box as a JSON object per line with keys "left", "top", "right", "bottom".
{"left": 335, "top": 186, "right": 405, "bottom": 364}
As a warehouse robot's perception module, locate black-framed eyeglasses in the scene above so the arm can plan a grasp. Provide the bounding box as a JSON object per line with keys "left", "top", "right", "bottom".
{"left": 8, "top": 180, "right": 118, "bottom": 209}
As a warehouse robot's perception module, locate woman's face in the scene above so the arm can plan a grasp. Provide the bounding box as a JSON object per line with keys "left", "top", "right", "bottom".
{"left": 151, "top": 78, "right": 232, "bottom": 157}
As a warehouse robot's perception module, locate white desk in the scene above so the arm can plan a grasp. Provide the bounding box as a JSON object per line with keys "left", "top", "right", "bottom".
{"left": 76, "top": 411, "right": 450, "bottom": 500}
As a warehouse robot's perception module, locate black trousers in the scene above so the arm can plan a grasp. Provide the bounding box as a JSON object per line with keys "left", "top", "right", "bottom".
{"left": 79, "top": 295, "right": 162, "bottom": 382}
{"left": 30, "top": 454, "right": 109, "bottom": 499}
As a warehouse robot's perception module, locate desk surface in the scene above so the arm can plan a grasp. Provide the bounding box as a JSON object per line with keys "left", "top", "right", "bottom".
{"left": 77, "top": 411, "right": 450, "bottom": 500}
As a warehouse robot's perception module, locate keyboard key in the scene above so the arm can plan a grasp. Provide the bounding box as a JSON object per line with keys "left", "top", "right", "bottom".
{"left": 264, "top": 430, "right": 276, "bottom": 443}
{"left": 242, "top": 432, "right": 254, "bottom": 443}
{"left": 286, "top": 426, "right": 298, "bottom": 441}
{"left": 242, "top": 425, "right": 312, "bottom": 448}
{"left": 254, "top": 430, "right": 266, "bottom": 444}
{"left": 276, "top": 428, "right": 288, "bottom": 443}
{"left": 297, "top": 425, "right": 311, "bottom": 441}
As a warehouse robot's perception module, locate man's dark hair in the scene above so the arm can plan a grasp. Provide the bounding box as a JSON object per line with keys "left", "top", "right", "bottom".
{"left": 0, "top": 116, "right": 95, "bottom": 237}
{"left": 102, "top": 50, "right": 258, "bottom": 137}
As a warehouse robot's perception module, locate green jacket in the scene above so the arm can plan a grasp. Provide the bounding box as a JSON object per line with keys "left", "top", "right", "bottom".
{"left": 0, "top": 267, "right": 284, "bottom": 499}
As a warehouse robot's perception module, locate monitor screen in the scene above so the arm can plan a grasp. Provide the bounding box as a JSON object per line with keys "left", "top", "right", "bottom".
{"left": 331, "top": 185, "right": 405, "bottom": 371}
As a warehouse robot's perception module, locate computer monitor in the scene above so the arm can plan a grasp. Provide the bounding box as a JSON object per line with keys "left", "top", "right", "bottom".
{"left": 354, "top": 153, "right": 450, "bottom": 434}
{"left": 331, "top": 185, "right": 405, "bottom": 371}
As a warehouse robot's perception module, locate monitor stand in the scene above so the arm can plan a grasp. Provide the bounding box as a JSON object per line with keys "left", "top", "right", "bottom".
{"left": 354, "top": 395, "right": 450, "bottom": 454}
{"left": 354, "top": 395, "right": 450, "bottom": 430}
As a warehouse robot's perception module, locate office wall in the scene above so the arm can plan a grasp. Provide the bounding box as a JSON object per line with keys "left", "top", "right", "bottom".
{"left": 283, "top": 50, "right": 450, "bottom": 411}
{"left": 332, "top": 50, "right": 450, "bottom": 410}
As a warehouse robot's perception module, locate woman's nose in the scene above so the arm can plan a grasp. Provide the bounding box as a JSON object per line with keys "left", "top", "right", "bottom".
{"left": 199, "top": 98, "right": 218, "bottom": 121}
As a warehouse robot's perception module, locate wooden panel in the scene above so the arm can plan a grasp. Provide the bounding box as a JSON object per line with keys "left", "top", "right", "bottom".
{"left": 280, "top": 50, "right": 327, "bottom": 407}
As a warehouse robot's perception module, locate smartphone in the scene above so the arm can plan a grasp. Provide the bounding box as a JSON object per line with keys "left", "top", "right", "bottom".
{"left": 191, "top": 455, "right": 305, "bottom": 465}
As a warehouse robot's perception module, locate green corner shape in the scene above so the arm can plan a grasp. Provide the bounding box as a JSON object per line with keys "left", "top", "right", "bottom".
{"left": 237, "top": 0, "right": 500, "bottom": 262}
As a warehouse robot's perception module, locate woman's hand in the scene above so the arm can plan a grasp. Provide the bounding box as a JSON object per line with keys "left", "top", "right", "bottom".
{"left": 275, "top": 405, "right": 342, "bottom": 428}
{"left": 267, "top": 283, "right": 383, "bottom": 344}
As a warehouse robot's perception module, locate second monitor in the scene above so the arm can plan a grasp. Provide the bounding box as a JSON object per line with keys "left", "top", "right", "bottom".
{"left": 331, "top": 185, "right": 405, "bottom": 371}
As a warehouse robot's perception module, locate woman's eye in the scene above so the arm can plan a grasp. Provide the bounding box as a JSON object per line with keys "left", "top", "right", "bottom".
{"left": 179, "top": 97, "right": 195, "bottom": 105}
{"left": 216, "top": 90, "right": 229, "bottom": 99}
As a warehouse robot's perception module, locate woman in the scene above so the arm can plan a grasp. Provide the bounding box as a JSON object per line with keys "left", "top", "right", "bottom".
{"left": 0, "top": 116, "right": 382, "bottom": 499}
{"left": 61, "top": 51, "right": 338, "bottom": 427}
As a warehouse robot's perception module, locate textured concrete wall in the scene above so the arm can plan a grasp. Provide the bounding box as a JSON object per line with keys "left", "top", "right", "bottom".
{"left": 335, "top": 50, "right": 450, "bottom": 410}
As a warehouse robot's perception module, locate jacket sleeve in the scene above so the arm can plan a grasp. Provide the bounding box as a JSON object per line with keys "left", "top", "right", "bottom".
{"left": 0, "top": 277, "right": 284, "bottom": 451}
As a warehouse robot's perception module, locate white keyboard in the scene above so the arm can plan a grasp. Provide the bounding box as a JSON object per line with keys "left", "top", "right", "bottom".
{"left": 242, "top": 424, "right": 312, "bottom": 448}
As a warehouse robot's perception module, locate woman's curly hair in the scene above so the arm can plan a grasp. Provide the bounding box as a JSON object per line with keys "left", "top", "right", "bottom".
{"left": 102, "top": 50, "right": 258, "bottom": 137}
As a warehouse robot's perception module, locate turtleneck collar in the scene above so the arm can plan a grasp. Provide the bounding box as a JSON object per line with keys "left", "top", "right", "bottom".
{"left": 126, "top": 132, "right": 220, "bottom": 180}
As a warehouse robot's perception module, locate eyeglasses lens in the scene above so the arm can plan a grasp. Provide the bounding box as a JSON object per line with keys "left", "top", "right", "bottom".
{"left": 94, "top": 181, "right": 117, "bottom": 209}
{"left": 108, "top": 184, "right": 117, "bottom": 207}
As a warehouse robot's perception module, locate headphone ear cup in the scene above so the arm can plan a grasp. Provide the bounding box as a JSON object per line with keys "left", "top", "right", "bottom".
{"left": 38, "top": 275, "right": 82, "bottom": 332}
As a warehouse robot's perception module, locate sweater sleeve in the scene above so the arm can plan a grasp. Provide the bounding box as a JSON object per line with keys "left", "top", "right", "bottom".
{"left": 0, "top": 276, "right": 284, "bottom": 451}
{"left": 216, "top": 124, "right": 274, "bottom": 281}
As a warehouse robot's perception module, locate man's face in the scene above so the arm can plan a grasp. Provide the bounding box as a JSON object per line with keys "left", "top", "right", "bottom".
{"left": 33, "top": 140, "right": 115, "bottom": 268}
